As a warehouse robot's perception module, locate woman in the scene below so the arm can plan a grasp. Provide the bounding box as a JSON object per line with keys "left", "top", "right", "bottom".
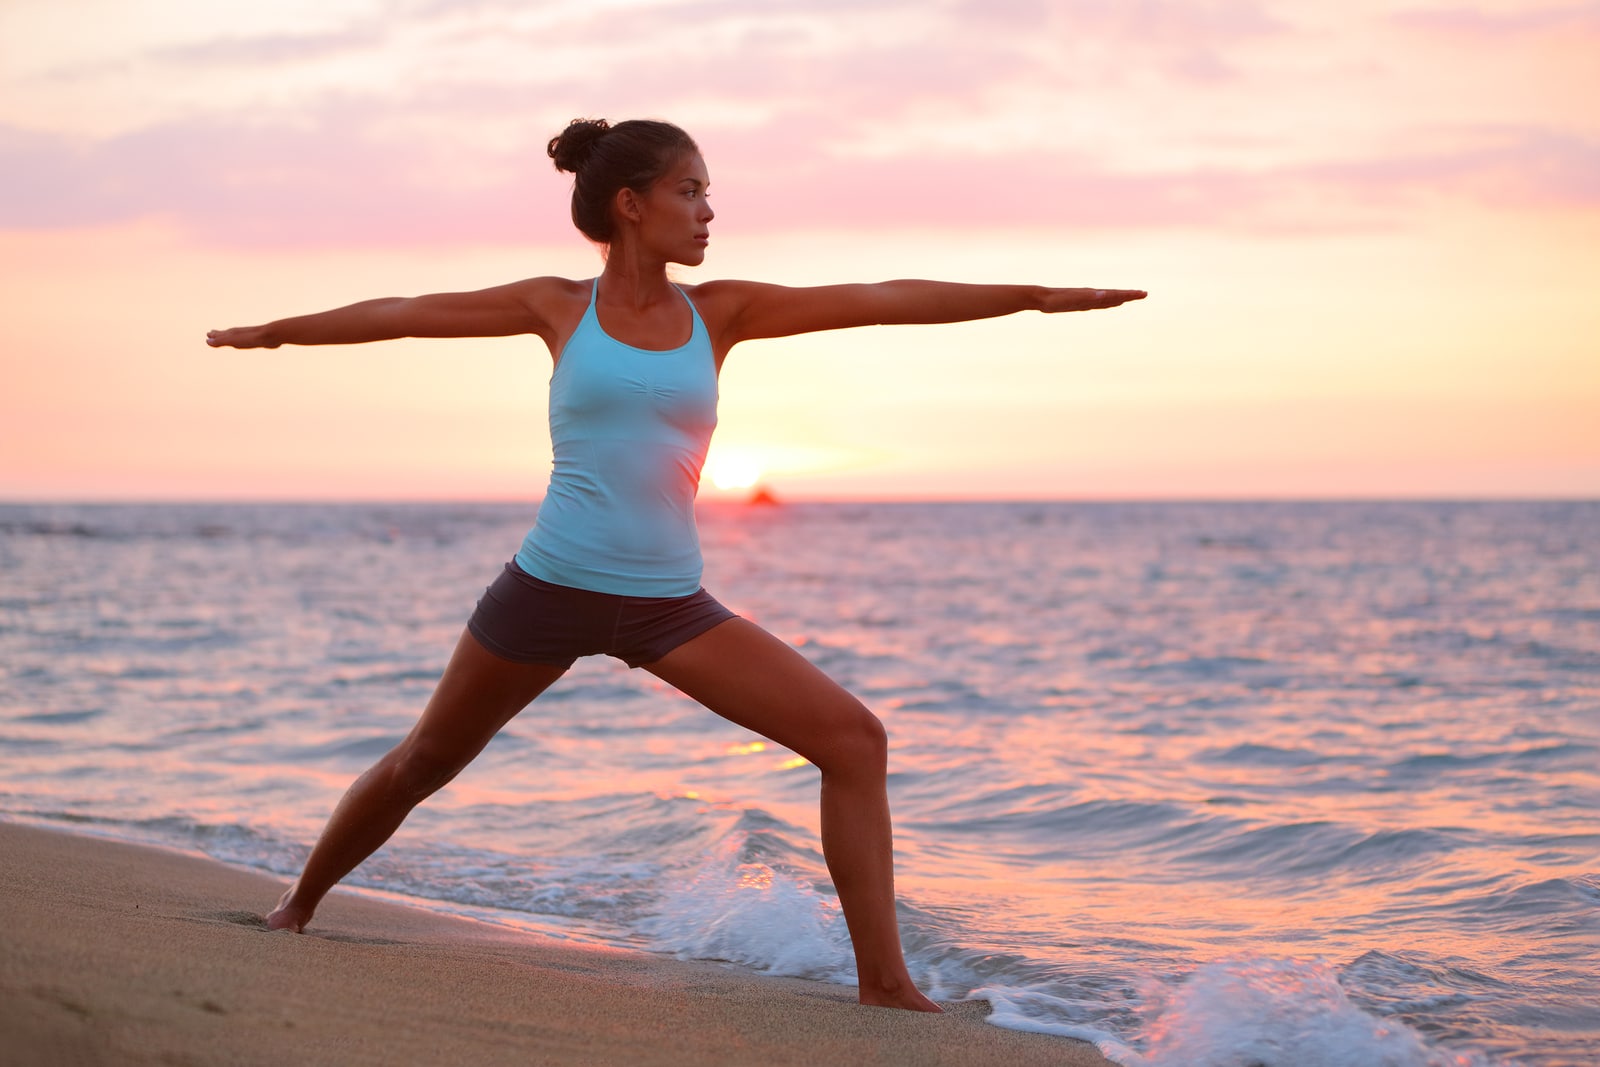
{"left": 207, "top": 117, "right": 1145, "bottom": 1013}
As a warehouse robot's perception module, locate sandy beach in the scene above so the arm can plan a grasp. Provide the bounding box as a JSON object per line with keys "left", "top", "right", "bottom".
{"left": 0, "top": 821, "right": 1113, "bottom": 1066}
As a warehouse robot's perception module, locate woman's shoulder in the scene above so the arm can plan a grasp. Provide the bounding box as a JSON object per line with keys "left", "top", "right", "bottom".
{"left": 681, "top": 278, "right": 774, "bottom": 315}
{"left": 491, "top": 276, "right": 592, "bottom": 355}
{"left": 509, "top": 275, "right": 592, "bottom": 302}
{"left": 501, "top": 275, "right": 593, "bottom": 322}
{"left": 684, "top": 278, "right": 760, "bottom": 298}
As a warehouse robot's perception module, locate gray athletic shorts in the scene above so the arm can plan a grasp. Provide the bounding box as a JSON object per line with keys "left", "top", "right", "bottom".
{"left": 466, "top": 561, "right": 737, "bottom": 669}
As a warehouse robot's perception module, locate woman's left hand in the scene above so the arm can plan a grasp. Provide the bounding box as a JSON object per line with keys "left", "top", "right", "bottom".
{"left": 1041, "top": 288, "right": 1148, "bottom": 313}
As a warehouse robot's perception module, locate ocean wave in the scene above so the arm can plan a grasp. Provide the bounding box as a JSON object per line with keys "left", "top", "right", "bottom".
{"left": 978, "top": 957, "right": 1499, "bottom": 1066}
{"left": 639, "top": 830, "right": 854, "bottom": 981}
{"left": 1169, "top": 822, "right": 1474, "bottom": 881}
{"left": 1198, "top": 741, "right": 1328, "bottom": 767}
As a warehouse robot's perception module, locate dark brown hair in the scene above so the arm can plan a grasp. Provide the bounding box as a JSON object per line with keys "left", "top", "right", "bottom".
{"left": 547, "top": 118, "right": 700, "bottom": 243}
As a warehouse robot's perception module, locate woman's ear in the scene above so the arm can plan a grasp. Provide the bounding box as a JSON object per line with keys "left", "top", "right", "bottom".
{"left": 614, "top": 187, "right": 643, "bottom": 224}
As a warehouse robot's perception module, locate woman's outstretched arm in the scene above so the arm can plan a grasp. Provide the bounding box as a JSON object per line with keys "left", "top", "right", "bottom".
{"left": 205, "top": 277, "right": 570, "bottom": 349}
{"left": 699, "top": 279, "right": 1146, "bottom": 348}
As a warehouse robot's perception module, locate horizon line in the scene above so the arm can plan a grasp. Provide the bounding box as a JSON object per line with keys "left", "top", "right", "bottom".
{"left": 2, "top": 494, "right": 1596, "bottom": 508}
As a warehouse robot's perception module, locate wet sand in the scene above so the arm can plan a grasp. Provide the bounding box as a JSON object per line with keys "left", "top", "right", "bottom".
{"left": 0, "top": 821, "right": 1115, "bottom": 1066}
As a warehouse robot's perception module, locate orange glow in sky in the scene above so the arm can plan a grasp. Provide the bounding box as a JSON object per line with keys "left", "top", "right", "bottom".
{"left": 1, "top": 0, "right": 1596, "bottom": 501}
{"left": 705, "top": 451, "right": 764, "bottom": 493}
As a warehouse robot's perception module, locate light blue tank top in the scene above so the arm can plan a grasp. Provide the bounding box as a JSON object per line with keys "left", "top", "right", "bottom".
{"left": 515, "top": 279, "right": 718, "bottom": 597}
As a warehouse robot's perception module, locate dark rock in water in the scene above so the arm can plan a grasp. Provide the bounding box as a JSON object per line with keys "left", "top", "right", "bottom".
{"left": 747, "top": 486, "right": 780, "bottom": 506}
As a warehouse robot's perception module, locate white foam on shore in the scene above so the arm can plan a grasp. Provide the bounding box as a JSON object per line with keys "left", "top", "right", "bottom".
{"left": 977, "top": 957, "right": 1497, "bottom": 1067}
{"left": 639, "top": 832, "right": 856, "bottom": 981}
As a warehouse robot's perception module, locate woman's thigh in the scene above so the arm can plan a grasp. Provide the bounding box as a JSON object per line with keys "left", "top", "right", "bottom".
{"left": 643, "top": 618, "right": 884, "bottom": 770}
{"left": 402, "top": 628, "right": 568, "bottom": 770}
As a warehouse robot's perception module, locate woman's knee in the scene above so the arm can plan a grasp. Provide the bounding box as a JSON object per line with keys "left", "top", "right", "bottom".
{"left": 385, "top": 739, "right": 471, "bottom": 801}
{"left": 813, "top": 700, "right": 888, "bottom": 777}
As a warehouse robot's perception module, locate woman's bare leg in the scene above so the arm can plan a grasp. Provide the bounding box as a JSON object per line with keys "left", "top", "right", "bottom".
{"left": 644, "top": 618, "right": 941, "bottom": 1012}
{"left": 267, "top": 629, "right": 567, "bottom": 931}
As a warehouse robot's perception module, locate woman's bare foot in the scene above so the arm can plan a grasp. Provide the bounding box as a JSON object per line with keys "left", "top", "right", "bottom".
{"left": 264, "top": 884, "right": 314, "bottom": 932}
{"left": 859, "top": 979, "right": 944, "bottom": 1012}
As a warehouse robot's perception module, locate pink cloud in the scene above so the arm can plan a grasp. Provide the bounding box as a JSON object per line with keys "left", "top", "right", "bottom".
{"left": 1393, "top": 3, "right": 1600, "bottom": 37}
{"left": 147, "top": 25, "right": 387, "bottom": 67}
{"left": 727, "top": 129, "right": 1600, "bottom": 234}
{"left": 4, "top": 1, "right": 1595, "bottom": 248}
{"left": 4, "top": 108, "right": 1596, "bottom": 248}
{"left": 1293, "top": 128, "right": 1600, "bottom": 214}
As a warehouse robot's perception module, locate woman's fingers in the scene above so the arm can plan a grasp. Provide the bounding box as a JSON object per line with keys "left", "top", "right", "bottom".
{"left": 205, "top": 326, "right": 276, "bottom": 349}
{"left": 1088, "top": 288, "right": 1147, "bottom": 308}
{"left": 1042, "top": 288, "right": 1148, "bottom": 313}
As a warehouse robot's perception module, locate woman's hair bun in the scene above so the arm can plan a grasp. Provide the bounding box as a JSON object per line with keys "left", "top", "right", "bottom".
{"left": 548, "top": 118, "right": 611, "bottom": 173}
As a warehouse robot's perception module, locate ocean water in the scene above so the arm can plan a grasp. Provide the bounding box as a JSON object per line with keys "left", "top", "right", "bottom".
{"left": 1, "top": 500, "right": 1596, "bottom": 1066}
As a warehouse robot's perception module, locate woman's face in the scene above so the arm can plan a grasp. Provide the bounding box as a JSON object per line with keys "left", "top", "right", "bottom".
{"left": 632, "top": 153, "right": 714, "bottom": 266}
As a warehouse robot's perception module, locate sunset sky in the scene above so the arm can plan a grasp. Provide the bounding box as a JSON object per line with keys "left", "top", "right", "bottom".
{"left": 3, "top": 0, "right": 1596, "bottom": 501}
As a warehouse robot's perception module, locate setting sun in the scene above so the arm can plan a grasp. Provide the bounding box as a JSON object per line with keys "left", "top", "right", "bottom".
{"left": 705, "top": 452, "right": 763, "bottom": 492}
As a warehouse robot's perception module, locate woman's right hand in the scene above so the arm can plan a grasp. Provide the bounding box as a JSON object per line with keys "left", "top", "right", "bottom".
{"left": 206, "top": 326, "right": 276, "bottom": 349}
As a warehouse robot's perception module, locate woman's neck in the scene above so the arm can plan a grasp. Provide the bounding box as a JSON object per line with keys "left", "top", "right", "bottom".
{"left": 599, "top": 251, "right": 676, "bottom": 310}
